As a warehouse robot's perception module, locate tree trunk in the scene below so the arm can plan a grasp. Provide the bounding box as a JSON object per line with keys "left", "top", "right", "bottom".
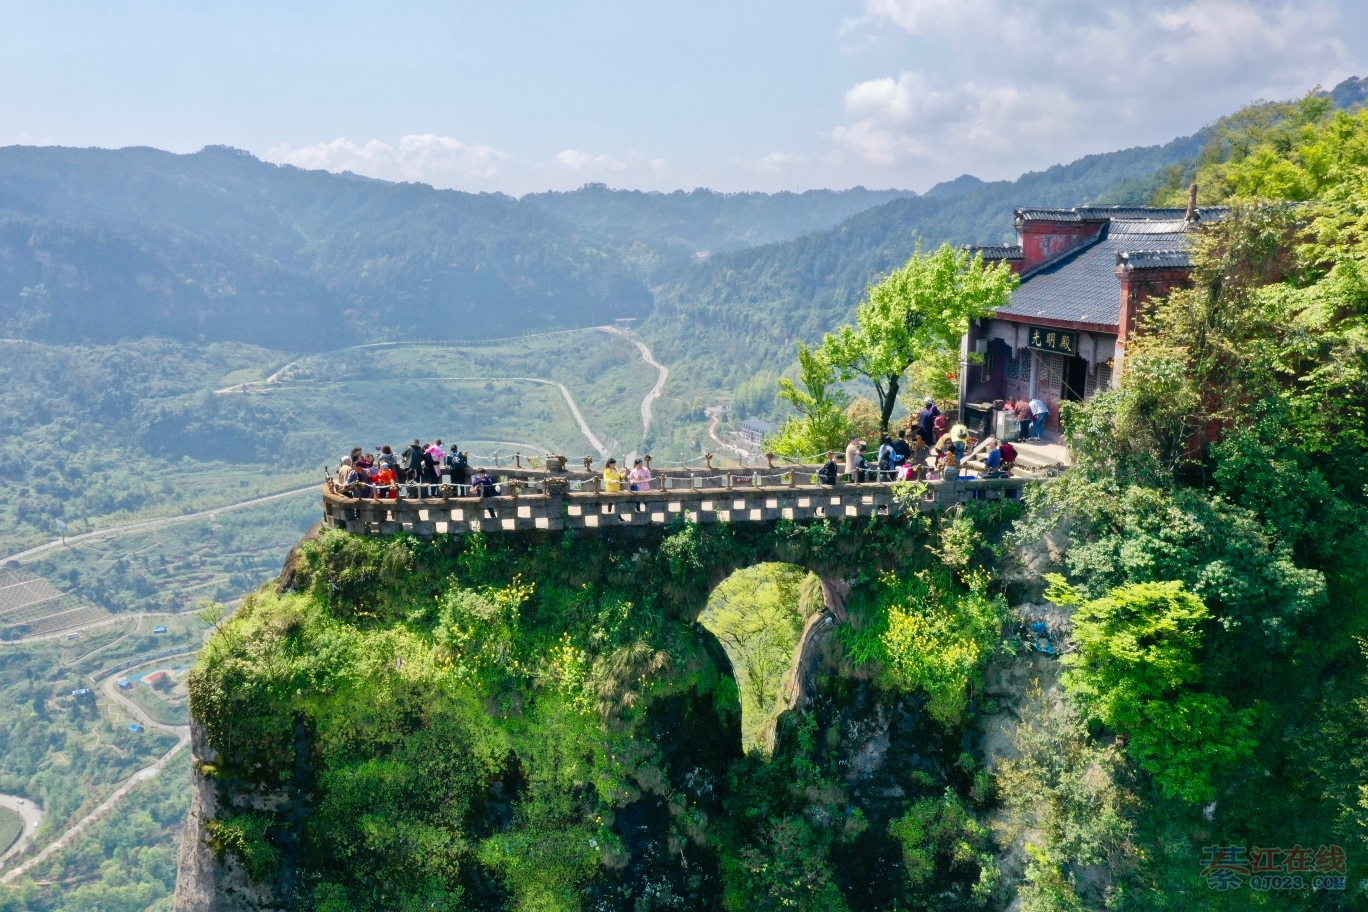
{"left": 878, "top": 375, "right": 900, "bottom": 432}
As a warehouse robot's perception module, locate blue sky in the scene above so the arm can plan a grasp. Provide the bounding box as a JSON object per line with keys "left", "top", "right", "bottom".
{"left": 2, "top": 1, "right": 1366, "bottom": 193}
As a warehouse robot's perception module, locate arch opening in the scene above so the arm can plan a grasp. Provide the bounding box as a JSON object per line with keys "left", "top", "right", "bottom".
{"left": 697, "top": 562, "right": 826, "bottom": 756}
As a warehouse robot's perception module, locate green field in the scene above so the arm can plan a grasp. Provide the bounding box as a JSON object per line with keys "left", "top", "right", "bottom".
{"left": 124, "top": 680, "right": 190, "bottom": 727}
{"left": 0, "top": 805, "right": 22, "bottom": 855}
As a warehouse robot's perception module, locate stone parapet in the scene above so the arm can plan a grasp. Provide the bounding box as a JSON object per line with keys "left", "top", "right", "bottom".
{"left": 321, "top": 471, "right": 1039, "bottom": 537}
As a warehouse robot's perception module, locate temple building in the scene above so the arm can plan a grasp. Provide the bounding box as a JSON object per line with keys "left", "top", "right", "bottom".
{"left": 959, "top": 202, "right": 1224, "bottom": 436}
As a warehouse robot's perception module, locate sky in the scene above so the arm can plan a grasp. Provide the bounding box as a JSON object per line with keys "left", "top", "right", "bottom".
{"left": 2, "top": 1, "right": 1366, "bottom": 195}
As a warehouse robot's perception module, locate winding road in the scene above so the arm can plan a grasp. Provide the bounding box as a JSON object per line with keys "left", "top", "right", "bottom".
{"left": 217, "top": 328, "right": 671, "bottom": 460}
{"left": 0, "top": 795, "right": 42, "bottom": 867}
{"left": 0, "top": 657, "right": 193, "bottom": 884}
{"left": 1, "top": 483, "right": 320, "bottom": 566}
{"left": 598, "top": 326, "right": 669, "bottom": 440}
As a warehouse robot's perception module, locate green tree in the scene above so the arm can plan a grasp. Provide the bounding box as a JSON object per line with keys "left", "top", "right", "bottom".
{"left": 820, "top": 244, "right": 1016, "bottom": 433}
{"left": 1049, "top": 577, "right": 1256, "bottom": 805}
{"left": 769, "top": 343, "right": 852, "bottom": 457}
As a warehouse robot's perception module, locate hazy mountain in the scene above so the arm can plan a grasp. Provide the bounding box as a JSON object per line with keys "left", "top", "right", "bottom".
{"left": 923, "top": 174, "right": 987, "bottom": 199}
{"left": 523, "top": 184, "right": 916, "bottom": 256}
{"left": 0, "top": 145, "right": 651, "bottom": 350}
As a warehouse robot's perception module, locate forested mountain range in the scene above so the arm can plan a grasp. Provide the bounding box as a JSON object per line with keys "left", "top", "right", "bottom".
{"left": 0, "top": 145, "right": 650, "bottom": 350}
{"left": 1, "top": 76, "right": 1361, "bottom": 368}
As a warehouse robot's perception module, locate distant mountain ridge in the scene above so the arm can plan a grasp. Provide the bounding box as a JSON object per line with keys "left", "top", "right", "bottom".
{"left": 523, "top": 184, "right": 916, "bottom": 256}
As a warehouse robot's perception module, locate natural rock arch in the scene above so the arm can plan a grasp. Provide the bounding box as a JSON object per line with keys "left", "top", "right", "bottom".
{"left": 176, "top": 510, "right": 952, "bottom": 912}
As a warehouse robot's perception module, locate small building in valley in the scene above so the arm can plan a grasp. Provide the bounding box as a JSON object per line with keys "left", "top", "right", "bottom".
{"left": 960, "top": 203, "right": 1223, "bottom": 437}
{"left": 738, "top": 419, "right": 777, "bottom": 447}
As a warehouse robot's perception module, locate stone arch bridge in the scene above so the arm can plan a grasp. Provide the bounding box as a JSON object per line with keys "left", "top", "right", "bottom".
{"left": 321, "top": 462, "right": 1036, "bottom": 538}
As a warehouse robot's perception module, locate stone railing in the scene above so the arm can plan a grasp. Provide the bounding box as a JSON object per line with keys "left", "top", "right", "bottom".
{"left": 321, "top": 465, "right": 1039, "bottom": 537}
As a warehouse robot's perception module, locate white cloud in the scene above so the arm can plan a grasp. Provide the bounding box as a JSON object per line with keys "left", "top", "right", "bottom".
{"left": 840, "top": 0, "right": 1354, "bottom": 179}
{"left": 555, "top": 149, "right": 629, "bottom": 172}
{"left": 265, "top": 134, "right": 508, "bottom": 188}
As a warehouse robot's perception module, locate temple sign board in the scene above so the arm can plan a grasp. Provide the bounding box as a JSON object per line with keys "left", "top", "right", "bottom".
{"left": 1026, "top": 326, "right": 1077, "bottom": 355}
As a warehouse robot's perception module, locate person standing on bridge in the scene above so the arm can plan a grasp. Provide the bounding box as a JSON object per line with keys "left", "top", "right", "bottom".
{"left": 603, "top": 458, "right": 625, "bottom": 493}
{"left": 628, "top": 458, "right": 652, "bottom": 491}
{"left": 445, "top": 444, "right": 469, "bottom": 488}
{"left": 844, "top": 435, "right": 861, "bottom": 484}
{"left": 402, "top": 438, "right": 425, "bottom": 484}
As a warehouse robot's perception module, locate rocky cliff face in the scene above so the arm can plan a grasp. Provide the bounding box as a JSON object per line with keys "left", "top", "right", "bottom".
{"left": 174, "top": 725, "right": 286, "bottom": 912}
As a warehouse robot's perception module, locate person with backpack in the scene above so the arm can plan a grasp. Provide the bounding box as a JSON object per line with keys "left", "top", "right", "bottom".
{"left": 877, "top": 434, "right": 895, "bottom": 481}
{"left": 444, "top": 444, "right": 469, "bottom": 488}
{"left": 892, "top": 429, "right": 912, "bottom": 468}
{"left": 817, "top": 452, "right": 839, "bottom": 486}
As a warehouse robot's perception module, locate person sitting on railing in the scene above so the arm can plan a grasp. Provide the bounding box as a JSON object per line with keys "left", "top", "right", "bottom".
{"left": 372, "top": 461, "right": 398, "bottom": 499}
{"left": 603, "top": 458, "right": 625, "bottom": 493}
{"left": 470, "top": 470, "right": 497, "bottom": 498}
{"left": 818, "top": 452, "right": 839, "bottom": 486}
{"left": 334, "top": 457, "right": 353, "bottom": 489}
{"left": 628, "top": 458, "right": 652, "bottom": 491}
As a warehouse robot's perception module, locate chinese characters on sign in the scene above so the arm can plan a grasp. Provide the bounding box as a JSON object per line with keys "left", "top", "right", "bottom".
{"left": 1200, "top": 844, "right": 1347, "bottom": 891}
{"left": 1026, "top": 326, "right": 1078, "bottom": 355}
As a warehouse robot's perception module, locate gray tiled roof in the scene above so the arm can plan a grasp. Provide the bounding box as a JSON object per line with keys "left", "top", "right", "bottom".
{"left": 965, "top": 244, "right": 1024, "bottom": 260}
{"left": 1117, "top": 250, "right": 1192, "bottom": 270}
{"left": 1013, "top": 206, "right": 1227, "bottom": 223}
{"left": 995, "top": 219, "right": 1191, "bottom": 327}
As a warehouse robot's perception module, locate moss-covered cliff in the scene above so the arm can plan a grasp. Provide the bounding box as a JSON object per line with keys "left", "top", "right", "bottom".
{"left": 175, "top": 504, "right": 1023, "bottom": 911}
